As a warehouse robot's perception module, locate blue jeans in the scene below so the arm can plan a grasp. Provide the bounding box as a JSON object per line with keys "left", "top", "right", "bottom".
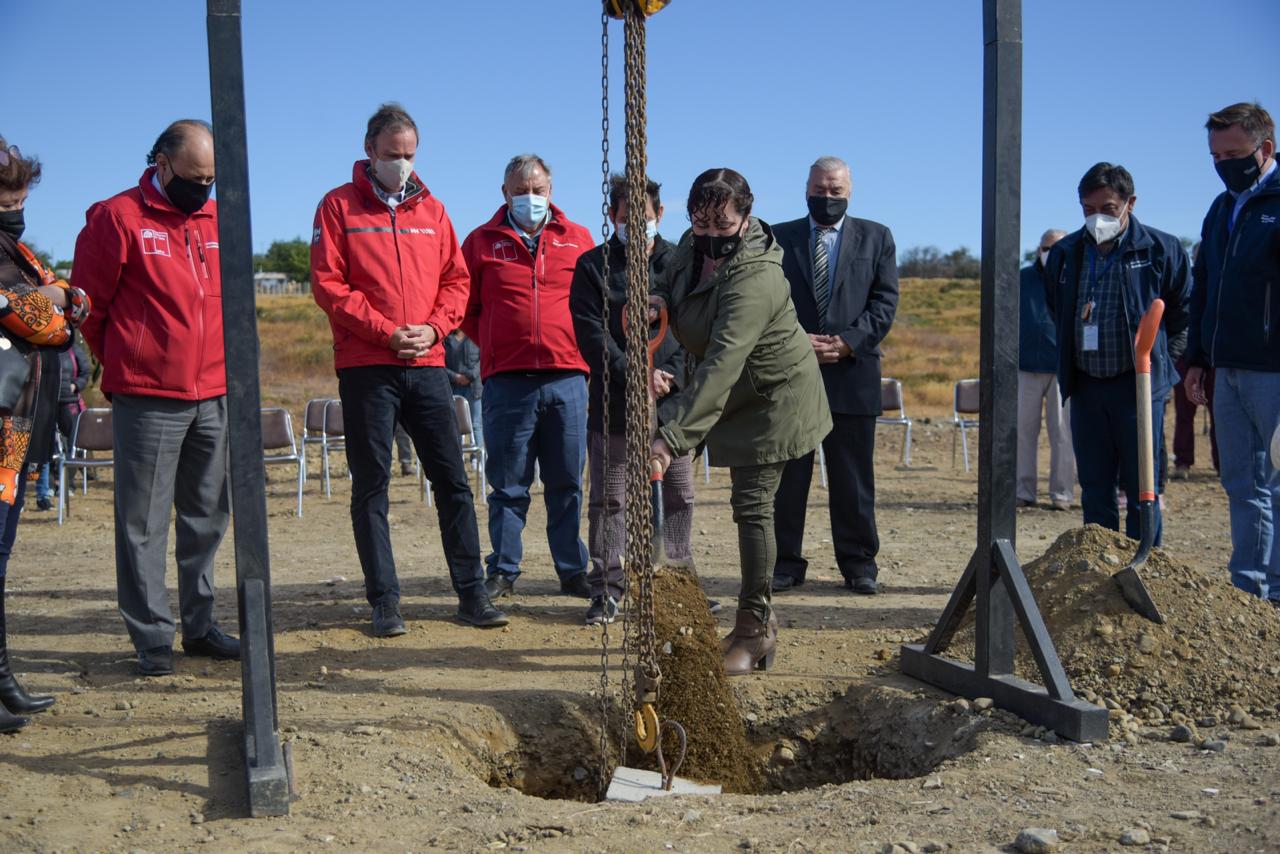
{"left": 1213, "top": 368, "right": 1280, "bottom": 600}
{"left": 1069, "top": 372, "right": 1165, "bottom": 544}
{"left": 482, "top": 372, "right": 589, "bottom": 581}
{"left": 35, "top": 463, "right": 52, "bottom": 501}
{"left": 0, "top": 476, "right": 26, "bottom": 578}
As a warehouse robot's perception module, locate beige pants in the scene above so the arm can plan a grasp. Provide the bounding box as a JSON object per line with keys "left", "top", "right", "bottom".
{"left": 1017, "top": 371, "right": 1075, "bottom": 503}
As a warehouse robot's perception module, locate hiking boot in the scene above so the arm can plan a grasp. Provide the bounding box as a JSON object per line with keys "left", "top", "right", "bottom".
{"left": 456, "top": 596, "right": 508, "bottom": 628}
{"left": 585, "top": 596, "right": 618, "bottom": 625}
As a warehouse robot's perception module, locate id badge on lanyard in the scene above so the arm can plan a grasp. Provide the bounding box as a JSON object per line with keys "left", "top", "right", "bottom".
{"left": 1082, "top": 248, "right": 1113, "bottom": 352}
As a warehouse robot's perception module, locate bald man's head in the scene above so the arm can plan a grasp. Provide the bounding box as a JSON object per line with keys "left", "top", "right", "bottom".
{"left": 148, "top": 119, "right": 215, "bottom": 214}
{"left": 1037, "top": 229, "right": 1066, "bottom": 266}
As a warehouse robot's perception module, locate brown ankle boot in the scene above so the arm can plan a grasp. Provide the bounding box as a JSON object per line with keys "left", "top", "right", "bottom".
{"left": 723, "top": 609, "right": 778, "bottom": 676}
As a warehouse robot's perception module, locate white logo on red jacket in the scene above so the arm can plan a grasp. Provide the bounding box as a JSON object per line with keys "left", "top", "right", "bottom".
{"left": 492, "top": 239, "right": 518, "bottom": 262}
{"left": 140, "top": 229, "right": 171, "bottom": 257}
{"left": 551, "top": 239, "right": 579, "bottom": 249}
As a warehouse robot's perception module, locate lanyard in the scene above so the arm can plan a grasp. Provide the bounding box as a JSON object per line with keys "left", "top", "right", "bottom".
{"left": 1086, "top": 244, "right": 1120, "bottom": 307}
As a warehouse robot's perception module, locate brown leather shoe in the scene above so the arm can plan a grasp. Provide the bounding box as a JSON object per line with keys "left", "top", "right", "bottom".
{"left": 723, "top": 609, "right": 778, "bottom": 676}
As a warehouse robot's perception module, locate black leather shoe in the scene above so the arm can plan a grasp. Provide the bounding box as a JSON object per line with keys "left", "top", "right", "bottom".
{"left": 371, "top": 599, "right": 407, "bottom": 638}
{"left": 771, "top": 574, "right": 804, "bottom": 593}
{"left": 137, "top": 646, "right": 174, "bottom": 676}
{"left": 559, "top": 572, "right": 591, "bottom": 599}
{"left": 457, "top": 596, "right": 508, "bottom": 628}
{"left": 484, "top": 573, "right": 516, "bottom": 600}
{"left": 0, "top": 705, "right": 29, "bottom": 733}
{"left": 847, "top": 576, "right": 879, "bottom": 595}
{"left": 0, "top": 648, "right": 54, "bottom": 714}
{"left": 182, "top": 626, "right": 242, "bottom": 660}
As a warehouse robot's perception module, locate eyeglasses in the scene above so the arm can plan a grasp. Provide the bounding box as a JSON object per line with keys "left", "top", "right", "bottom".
{"left": 0, "top": 146, "right": 19, "bottom": 167}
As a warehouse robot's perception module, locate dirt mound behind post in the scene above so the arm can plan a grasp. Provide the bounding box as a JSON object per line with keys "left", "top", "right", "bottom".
{"left": 950, "top": 525, "right": 1280, "bottom": 730}
{"left": 632, "top": 569, "right": 761, "bottom": 793}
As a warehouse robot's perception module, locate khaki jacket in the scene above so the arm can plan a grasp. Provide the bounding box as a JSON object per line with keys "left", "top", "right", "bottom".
{"left": 655, "top": 218, "right": 831, "bottom": 467}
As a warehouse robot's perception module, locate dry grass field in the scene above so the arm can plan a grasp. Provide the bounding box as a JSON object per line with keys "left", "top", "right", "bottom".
{"left": 246, "top": 278, "right": 982, "bottom": 418}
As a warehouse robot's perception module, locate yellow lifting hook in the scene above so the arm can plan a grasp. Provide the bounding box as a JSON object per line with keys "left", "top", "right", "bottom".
{"left": 634, "top": 703, "right": 660, "bottom": 753}
{"left": 605, "top": 0, "right": 672, "bottom": 20}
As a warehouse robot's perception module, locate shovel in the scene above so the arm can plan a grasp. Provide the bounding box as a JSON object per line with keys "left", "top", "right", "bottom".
{"left": 1113, "top": 298, "right": 1166, "bottom": 624}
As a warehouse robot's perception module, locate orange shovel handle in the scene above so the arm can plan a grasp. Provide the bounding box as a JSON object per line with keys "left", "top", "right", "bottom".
{"left": 1134, "top": 298, "right": 1164, "bottom": 375}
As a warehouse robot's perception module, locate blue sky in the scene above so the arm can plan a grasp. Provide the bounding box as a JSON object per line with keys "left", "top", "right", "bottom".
{"left": 8, "top": 0, "right": 1278, "bottom": 262}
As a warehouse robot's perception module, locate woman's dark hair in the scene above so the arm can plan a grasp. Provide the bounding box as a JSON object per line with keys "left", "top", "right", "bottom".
{"left": 609, "top": 173, "right": 661, "bottom": 215}
{"left": 146, "top": 119, "right": 212, "bottom": 165}
{"left": 1077, "top": 162, "right": 1134, "bottom": 200}
{"left": 0, "top": 135, "right": 41, "bottom": 192}
{"left": 365, "top": 102, "right": 418, "bottom": 148}
{"left": 686, "top": 168, "right": 753, "bottom": 220}
{"left": 1206, "top": 101, "right": 1275, "bottom": 148}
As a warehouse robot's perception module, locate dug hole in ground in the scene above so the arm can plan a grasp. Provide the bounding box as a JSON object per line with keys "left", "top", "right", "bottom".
{"left": 1, "top": 424, "right": 1277, "bottom": 853}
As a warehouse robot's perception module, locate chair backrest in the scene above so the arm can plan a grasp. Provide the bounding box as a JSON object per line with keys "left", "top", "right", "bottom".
{"left": 881, "top": 378, "right": 905, "bottom": 414}
{"left": 452, "top": 395, "right": 474, "bottom": 439}
{"left": 73, "top": 408, "right": 114, "bottom": 453}
{"left": 304, "top": 398, "right": 330, "bottom": 435}
{"left": 260, "top": 408, "right": 297, "bottom": 453}
{"left": 323, "top": 399, "right": 345, "bottom": 436}
{"left": 955, "top": 378, "right": 981, "bottom": 416}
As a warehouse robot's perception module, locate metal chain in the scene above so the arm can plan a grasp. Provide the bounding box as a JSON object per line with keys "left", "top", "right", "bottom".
{"left": 595, "top": 4, "right": 614, "bottom": 801}
{"left": 621, "top": 3, "right": 659, "bottom": 697}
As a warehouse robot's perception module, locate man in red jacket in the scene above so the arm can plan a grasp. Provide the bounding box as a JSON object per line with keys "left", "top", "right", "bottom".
{"left": 461, "top": 155, "right": 592, "bottom": 600}
{"left": 74, "top": 120, "right": 239, "bottom": 676}
{"left": 311, "top": 103, "right": 507, "bottom": 636}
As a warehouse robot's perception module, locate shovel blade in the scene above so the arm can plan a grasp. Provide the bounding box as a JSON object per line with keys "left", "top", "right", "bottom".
{"left": 1112, "top": 565, "right": 1164, "bottom": 624}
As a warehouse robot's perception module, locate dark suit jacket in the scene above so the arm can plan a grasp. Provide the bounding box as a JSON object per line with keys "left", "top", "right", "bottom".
{"left": 773, "top": 215, "right": 899, "bottom": 415}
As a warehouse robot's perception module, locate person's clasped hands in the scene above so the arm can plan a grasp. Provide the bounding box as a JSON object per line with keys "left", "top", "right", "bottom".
{"left": 390, "top": 324, "right": 437, "bottom": 359}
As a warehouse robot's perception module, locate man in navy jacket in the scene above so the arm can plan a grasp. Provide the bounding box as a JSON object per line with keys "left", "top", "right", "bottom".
{"left": 1045, "top": 163, "right": 1190, "bottom": 544}
{"left": 1017, "top": 228, "right": 1073, "bottom": 510}
{"left": 1183, "top": 102, "right": 1280, "bottom": 605}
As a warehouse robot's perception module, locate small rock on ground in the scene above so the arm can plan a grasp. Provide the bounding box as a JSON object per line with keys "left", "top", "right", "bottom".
{"left": 1119, "top": 828, "right": 1151, "bottom": 846}
{"left": 1014, "top": 827, "right": 1059, "bottom": 853}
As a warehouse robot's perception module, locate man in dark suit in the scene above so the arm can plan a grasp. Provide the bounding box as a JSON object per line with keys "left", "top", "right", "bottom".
{"left": 770, "top": 156, "right": 899, "bottom": 595}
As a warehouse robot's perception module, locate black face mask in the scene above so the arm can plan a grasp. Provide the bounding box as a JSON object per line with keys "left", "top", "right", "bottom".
{"left": 0, "top": 209, "right": 23, "bottom": 241}
{"left": 806, "top": 195, "right": 848, "bottom": 226}
{"left": 1215, "top": 146, "right": 1263, "bottom": 194}
{"left": 693, "top": 231, "right": 742, "bottom": 261}
{"left": 164, "top": 172, "right": 213, "bottom": 215}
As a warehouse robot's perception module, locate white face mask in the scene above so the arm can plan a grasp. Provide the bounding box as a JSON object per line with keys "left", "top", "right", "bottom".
{"left": 1038, "top": 249, "right": 1050, "bottom": 267}
{"left": 372, "top": 157, "right": 413, "bottom": 191}
{"left": 617, "top": 219, "right": 659, "bottom": 245}
{"left": 1084, "top": 213, "right": 1125, "bottom": 244}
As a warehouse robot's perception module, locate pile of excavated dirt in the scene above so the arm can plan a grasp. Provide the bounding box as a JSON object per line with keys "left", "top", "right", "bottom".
{"left": 629, "top": 568, "right": 762, "bottom": 793}
{"left": 949, "top": 525, "right": 1280, "bottom": 729}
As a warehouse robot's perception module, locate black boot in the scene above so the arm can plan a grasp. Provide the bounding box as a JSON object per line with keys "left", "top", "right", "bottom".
{"left": 0, "top": 576, "right": 54, "bottom": 715}
{"left": 0, "top": 704, "right": 28, "bottom": 733}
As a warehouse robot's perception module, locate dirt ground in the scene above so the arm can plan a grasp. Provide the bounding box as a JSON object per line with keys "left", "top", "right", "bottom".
{"left": 1, "top": 419, "right": 1277, "bottom": 853}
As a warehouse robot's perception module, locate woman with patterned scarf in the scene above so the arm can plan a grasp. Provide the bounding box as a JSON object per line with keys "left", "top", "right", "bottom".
{"left": 0, "top": 137, "right": 92, "bottom": 732}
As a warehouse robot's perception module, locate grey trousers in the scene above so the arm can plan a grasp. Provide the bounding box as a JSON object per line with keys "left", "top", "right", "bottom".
{"left": 113, "top": 394, "right": 230, "bottom": 652}
{"left": 1017, "top": 371, "right": 1075, "bottom": 503}
{"left": 587, "top": 430, "right": 694, "bottom": 600}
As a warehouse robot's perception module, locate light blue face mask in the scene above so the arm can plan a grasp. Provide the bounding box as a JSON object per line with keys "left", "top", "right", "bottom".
{"left": 617, "top": 219, "right": 659, "bottom": 245}
{"left": 509, "top": 194, "right": 549, "bottom": 232}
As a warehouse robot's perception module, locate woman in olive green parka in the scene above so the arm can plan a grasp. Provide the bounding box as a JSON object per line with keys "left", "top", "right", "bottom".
{"left": 650, "top": 168, "right": 831, "bottom": 676}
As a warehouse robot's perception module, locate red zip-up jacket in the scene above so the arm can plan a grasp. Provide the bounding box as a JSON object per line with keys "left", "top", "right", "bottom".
{"left": 311, "top": 161, "right": 470, "bottom": 371}
{"left": 460, "top": 204, "right": 591, "bottom": 379}
{"left": 73, "top": 167, "right": 226, "bottom": 401}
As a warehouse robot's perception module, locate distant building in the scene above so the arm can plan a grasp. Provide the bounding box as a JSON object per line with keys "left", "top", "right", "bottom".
{"left": 254, "top": 271, "right": 289, "bottom": 293}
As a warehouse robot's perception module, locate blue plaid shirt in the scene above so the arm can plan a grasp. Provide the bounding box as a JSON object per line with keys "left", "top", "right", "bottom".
{"left": 1074, "top": 236, "right": 1134, "bottom": 378}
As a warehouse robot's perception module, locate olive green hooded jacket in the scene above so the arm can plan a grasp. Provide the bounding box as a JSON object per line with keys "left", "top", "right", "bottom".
{"left": 655, "top": 217, "right": 832, "bottom": 467}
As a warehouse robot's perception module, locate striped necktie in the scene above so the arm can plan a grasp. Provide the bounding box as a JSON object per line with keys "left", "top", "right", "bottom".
{"left": 813, "top": 226, "right": 832, "bottom": 332}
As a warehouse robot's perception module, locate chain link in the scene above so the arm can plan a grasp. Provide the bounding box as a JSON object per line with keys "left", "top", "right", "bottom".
{"left": 595, "top": 3, "right": 614, "bottom": 801}
{"left": 621, "top": 2, "right": 659, "bottom": 697}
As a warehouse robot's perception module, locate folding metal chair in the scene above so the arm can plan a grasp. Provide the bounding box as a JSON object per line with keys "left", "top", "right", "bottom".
{"left": 321, "top": 399, "right": 346, "bottom": 499}
{"left": 952, "top": 378, "right": 981, "bottom": 471}
{"left": 877, "top": 377, "right": 915, "bottom": 466}
{"left": 261, "top": 408, "right": 305, "bottom": 517}
{"left": 453, "top": 394, "right": 487, "bottom": 498}
{"left": 58, "top": 408, "right": 115, "bottom": 525}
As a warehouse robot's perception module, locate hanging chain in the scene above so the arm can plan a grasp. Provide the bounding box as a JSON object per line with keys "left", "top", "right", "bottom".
{"left": 595, "top": 3, "right": 614, "bottom": 801}
{"left": 621, "top": 1, "right": 659, "bottom": 706}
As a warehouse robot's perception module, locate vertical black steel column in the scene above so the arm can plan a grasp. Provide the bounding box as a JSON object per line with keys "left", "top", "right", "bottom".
{"left": 206, "top": 0, "right": 290, "bottom": 817}
{"left": 974, "top": 0, "right": 1021, "bottom": 679}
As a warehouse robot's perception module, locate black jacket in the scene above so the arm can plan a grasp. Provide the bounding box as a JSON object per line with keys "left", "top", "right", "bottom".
{"left": 59, "top": 340, "right": 91, "bottom": 405}
{"left": 1189, "top": 167, "right": 1280, "bottom": 372}
{"left": 1019, "top": 262, "right": 1058, "bottom": 373}
{"left": 1044, "top": 216, "right": 1191, "bottom": 402}
{"left": 772, "top": 215, "right": 899, "bottom": 416}
{"left": 570, "top": 234, "right": 684, "bottom": 434}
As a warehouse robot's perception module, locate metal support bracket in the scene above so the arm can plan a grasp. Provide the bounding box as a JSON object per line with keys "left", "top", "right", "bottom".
{"left": 206, "top": 0, "right": 290, "bottom": 816}
{"left": 899, "top": 0, "right": 1107, "bottom": 745}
